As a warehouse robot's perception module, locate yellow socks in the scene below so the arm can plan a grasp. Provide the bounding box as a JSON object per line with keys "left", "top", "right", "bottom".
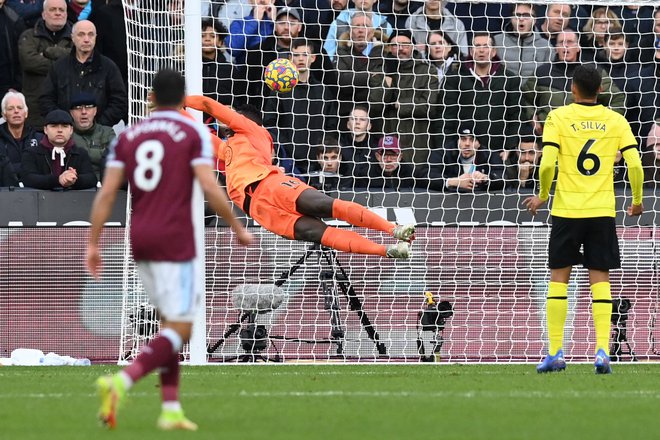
{"left": 547, "top": 282, "right": 568, "bottom": 356}
{"left": 591, "top": 282, "right": 612, "bottom": 355}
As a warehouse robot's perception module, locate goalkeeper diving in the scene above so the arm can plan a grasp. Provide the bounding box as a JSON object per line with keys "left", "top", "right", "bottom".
{"left": 185, "top": 95, "right": 414, "bottom": 258}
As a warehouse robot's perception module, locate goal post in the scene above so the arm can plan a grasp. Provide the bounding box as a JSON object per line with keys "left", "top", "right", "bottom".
{"left": 116, "top": 0, "right": 660, "bottom": 365}
{"left": 184, "top": 0, "right": 207, "bottom": 366}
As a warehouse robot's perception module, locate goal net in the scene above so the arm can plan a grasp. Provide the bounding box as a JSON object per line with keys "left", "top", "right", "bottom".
{"left": 117, "top": 0, "right": 660, "bottom": 364}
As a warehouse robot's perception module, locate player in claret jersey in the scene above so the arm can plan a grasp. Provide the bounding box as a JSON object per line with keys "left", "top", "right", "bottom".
{"left": 524, "top": 65, "right": 644, "bottom": 375}
{"left": 185, "top": 95, "right": 415, "bottom": 259}
{"left": 86, "top": 69, "right": 252, "bottom": 430}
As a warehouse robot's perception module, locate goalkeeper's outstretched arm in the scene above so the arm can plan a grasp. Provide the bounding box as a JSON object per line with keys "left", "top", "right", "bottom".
{"left": 185, "top": 95, "right": 242, "bottom": 130}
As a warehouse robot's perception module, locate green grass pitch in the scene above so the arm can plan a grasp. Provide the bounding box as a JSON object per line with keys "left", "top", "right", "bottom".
{"left": 1, "top": 364, "right": 659, "bottom": 440}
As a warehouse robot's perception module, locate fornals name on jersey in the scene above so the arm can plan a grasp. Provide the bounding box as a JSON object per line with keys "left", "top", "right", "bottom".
{"left": 126, "top": 120, "right": 188, "bottom": 142}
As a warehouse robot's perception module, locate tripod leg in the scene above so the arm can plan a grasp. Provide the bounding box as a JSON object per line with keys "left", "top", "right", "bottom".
{"left": 207, "top": 312, "right": 250, "bottom": 354}
{"left": 321, "top": 249, "right": 381, "bottom": 352}
{"left": 620, "top": 329, "right": 638, "bottom": 362}
{"left": 274, "top": 244, "right": 319, "bottom": 287}
{"left": 321, "top": 270, "right": 346, "bottom": 355}
{"left": 322, "top": 252, "right": 387, "bottom": 355}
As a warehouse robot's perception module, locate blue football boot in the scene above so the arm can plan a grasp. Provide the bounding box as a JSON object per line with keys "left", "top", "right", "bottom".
{"left": 594, "top": 349, "right": 612, "bottom": 374}
{"left": 536, "top": 349, "right": 566, "bottom": 373}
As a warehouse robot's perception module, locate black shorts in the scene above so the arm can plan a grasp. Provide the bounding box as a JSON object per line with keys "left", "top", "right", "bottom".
{"left": 548, "top": 216, "right": 620, "bottom": 270}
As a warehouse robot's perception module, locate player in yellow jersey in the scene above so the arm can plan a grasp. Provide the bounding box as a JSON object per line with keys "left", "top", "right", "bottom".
{"left": 523, "top": 65, "right": 644, "bottom": 374}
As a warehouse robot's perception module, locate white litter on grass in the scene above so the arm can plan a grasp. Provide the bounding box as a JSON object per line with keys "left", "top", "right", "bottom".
{"left": 7, "top": 349, "right": 90, "bottom": 366}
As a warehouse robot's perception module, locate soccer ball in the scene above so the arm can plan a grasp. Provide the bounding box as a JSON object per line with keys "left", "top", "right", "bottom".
{"left": 264, "top": 58, "right": 299, "bottom": 93}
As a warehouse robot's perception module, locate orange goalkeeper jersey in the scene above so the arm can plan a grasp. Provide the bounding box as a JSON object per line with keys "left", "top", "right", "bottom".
{"left": 184, "top": 95, "right": 280, "bottom": 210}
{"left": 178, "top": 108, "right": 224, "bottom": 159}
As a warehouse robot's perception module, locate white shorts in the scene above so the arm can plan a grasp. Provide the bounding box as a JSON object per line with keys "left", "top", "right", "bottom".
{"left": 136, "top": 260, "right": 202, "bottom": 323}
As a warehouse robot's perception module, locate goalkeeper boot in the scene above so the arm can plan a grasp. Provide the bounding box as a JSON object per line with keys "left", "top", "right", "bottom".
{"left": 96, "top": 374, "right": 126, "bottom": 429}
{"left": 386, "top": 241, "right": 411, "bottom": 259}
{"left": 594, "top": 349, "right": 612, "bottom": 375}
{"left": 157, "top": 409, "right": 198, "bottom": 431}
{"left": 393, "top": 224, "right": 416, "bottom": 243}
{"left": 536, "top": 349, "right": 566, "bottom": 373}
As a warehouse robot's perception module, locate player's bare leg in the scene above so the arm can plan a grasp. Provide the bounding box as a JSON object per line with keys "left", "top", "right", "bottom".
{"left": 155, "top": 322, "right": 198, "bottom": 430}
{"left": 296, "top": 189, "right": 415, "bottom": 242}
{"left": 97, "top": 321, "right": 197, "bottom": 430}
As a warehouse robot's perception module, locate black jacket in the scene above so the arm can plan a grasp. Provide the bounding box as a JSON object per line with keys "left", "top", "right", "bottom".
{"left": 367, "top": 161, "right": 416, "bottom": 191}
{"left": 0, "top": 153, "right": 19, "bottom": 186}
{"left": 21, "top": 140, "right": 97, "bottom": 190}
{"left": 0, "top": 123, "right": 41, "bottom": 179}
{"left": 88, "top": 0, "right": 128, "bottom": 86}
{"left": 18, "top": 18, "right": 73, "bottom": 128}
{"left": 439, "top": 60, "right": 523, "bottom": 151}
{"left": 442, "top": 148, "right": 505, "bottom": 192}
{"left": 599, "top": 58, "right": 647, "bottom": 138}
{"left": 504, "top": 162, "right": 540, "bottom": 191}
{"left": 0, "top": 5, "right": 25, "bottom": 96}
{"left": 39, "top": 48, "right": 127, "bottom": 126}
{"left": 203, "top": 49, "right": 247, "bottom": 108}
{"left": 307, "top": 171, "right": 354, "bottom": 192}
{"left": 339, "top": 133, "right": 376, "bottom": 186}
{"left": 244, "top": 36, "right": 281, "bottom": 106}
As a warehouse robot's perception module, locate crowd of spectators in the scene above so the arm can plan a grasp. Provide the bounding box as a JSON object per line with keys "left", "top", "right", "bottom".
{"left": 2, "top": 0, "right": 660, "bottom": 193}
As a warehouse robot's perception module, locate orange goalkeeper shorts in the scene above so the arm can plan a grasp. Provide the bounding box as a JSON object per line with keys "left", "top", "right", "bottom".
{"left": 248, "top": 173, "right": 313, "bottom": 239}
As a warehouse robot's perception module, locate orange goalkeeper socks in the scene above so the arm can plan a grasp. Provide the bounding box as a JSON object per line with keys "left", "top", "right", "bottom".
{"left": 331, "top": 199, "right": 394, "bottom": 234}
{"left": 321, "top": 227, "right": 387, "bottom": 257}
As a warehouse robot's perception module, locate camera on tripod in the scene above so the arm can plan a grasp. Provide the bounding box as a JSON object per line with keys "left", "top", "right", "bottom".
{"left": 130, "top": 303, "right": 159, "bottom": 337}
{"left": 417, "top": 292, "right": 453, "bottom": 362}
{"left": 207, "top": 245, "right": 389, "bottom": 361}
{"left": 611, "top": 298, "right": 631, "bottom": 326}
{"left": 121, "top": 304, "right": 161, "bottom": 361}
{"left": 239, "top": 323, "right": 269, "bottom": 353}
{"left": 610, "top": 297, "right": 637, "bottom": 362}
{"left": 419, "top": 293, "right": 453, "bottom": 332}
{"left": 231, "top": 284, "right": 285, "bottom": 360}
